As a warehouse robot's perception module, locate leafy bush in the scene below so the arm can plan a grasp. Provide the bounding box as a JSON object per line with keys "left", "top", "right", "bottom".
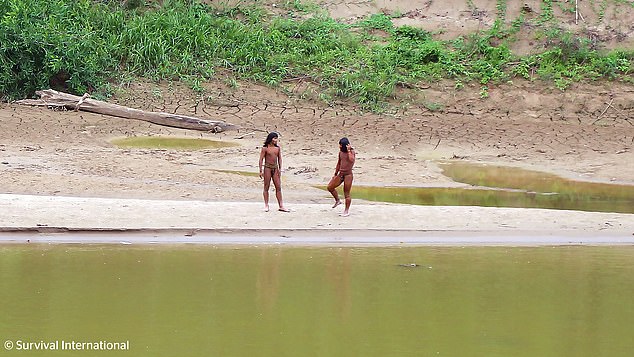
{"left": 0, "top": 0, "right": 632, "bottom": 109}
{"left": 0, "top": 0, "right": 116, "bottom": 98}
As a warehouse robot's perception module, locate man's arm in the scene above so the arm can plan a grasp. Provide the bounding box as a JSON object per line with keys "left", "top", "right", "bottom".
{"left": 258, "top": 147, "right": 265, "bottom": 178}
{"left": 277, "top": 147, "right": 283, "bottom": 173}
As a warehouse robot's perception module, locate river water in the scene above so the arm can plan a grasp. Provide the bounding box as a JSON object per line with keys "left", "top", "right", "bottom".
{"left": 1, "top": 244, "right": 633, "bottom": 356}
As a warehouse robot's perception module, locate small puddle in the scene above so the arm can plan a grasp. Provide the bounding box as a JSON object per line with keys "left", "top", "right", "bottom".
{"left": 111, "top": 136, "right": 239, "bottom": 150}
{"left": 319, "top": 162, "right": 634, "bottom": 213}
{"left": 207, "top": 169, "right": 259, "bottom": 177}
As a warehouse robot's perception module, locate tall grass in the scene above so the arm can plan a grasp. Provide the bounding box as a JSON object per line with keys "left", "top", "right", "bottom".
{"left": 0, "top": 0, "right": 116, "bottom": 97}
{"left": 1, "top": 0, "right": 632, "bottom": 109}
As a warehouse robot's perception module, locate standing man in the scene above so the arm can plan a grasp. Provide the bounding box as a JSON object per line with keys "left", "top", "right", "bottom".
{"left": 259, "top": 132, "right": 290, "bottom": 212}
{"left": 327, "top": 137, "right": 355, "bottom": 217}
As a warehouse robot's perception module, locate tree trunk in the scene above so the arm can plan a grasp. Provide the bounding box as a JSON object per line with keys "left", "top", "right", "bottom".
{"left": 15, "top": 89, "right": 238, "bottom": 133}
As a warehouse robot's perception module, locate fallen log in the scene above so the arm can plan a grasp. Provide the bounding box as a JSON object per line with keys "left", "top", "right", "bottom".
{"left": 15, "top": 89, "right": 239, "bottom": 133}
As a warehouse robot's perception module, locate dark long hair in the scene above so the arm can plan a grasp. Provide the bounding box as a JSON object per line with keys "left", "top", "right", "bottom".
{"left": 339, "top": 137, "right": 350, "bottom": 152}
{"left": 264, "top": 132, "right": 279, "bottom": 147}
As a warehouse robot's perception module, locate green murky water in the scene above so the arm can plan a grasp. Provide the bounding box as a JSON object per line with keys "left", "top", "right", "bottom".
{"left": 111, "top": 136, "right": 239, "bottom": 150}
{"left": 328, "top": 162, "right": 634, "bottom": 213}
{"left": 208, "top": 169, "right": 259, "bottom": 177}
{"left": 2, "top": 245, "right": 634, "bottom": 357}
{"left": 349, "top": 185, "right": 634, "bottom": 213}
{"left": 439, "top": 162, "right": 634, "bottom": 200}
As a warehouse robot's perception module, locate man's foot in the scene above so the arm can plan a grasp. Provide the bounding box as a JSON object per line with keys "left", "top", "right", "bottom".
{"left": 264, "top": 205, "right": 270, "bottom": 212}
{"left": 332, "top": 200, "right": 342, "bottom": 208}
{"left": 339, "top": 212, "right": 350, "bottom": 217}
{"left": 278, "top": 208, "right": 291, "bottom": 212}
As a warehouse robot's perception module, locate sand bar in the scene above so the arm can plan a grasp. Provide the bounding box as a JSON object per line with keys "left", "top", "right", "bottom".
{"left": 1, "top": 194, "right": 633, "bottom": 246}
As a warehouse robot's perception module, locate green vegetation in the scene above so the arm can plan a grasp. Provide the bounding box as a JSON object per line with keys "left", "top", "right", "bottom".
{"left": 1, "top": 0, "right": 632, "bottom": 111}
{"left": 538, "top": 0, "right": 556, "bottom": 24}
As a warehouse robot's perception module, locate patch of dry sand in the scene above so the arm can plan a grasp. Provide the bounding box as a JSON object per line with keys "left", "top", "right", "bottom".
{"left": 1, "top": 194, "right": 633, "bottom": 245}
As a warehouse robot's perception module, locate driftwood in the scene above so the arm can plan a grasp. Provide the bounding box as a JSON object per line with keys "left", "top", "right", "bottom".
{"left": 15, "top": 89, "right": 238, "bottom": 133}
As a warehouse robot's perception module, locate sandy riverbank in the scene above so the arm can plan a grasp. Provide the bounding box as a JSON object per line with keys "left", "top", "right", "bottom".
{"left": 1, "top": 194, "right": 633, "bottom": 245}
{"left": 1, "top": 79, "right": 633, "bottom": 246}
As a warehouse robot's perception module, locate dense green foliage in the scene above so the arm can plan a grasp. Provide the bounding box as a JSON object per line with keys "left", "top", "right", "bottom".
{"left": 1, "top": 0, "right": 632, "bottom": 109}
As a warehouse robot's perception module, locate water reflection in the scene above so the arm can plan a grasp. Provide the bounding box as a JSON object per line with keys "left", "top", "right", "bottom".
{"left": 256, "top": 248, "right": 282, "bottom": 314}
{"left": 2, "top": 245, "right": 634, "bottom": 357}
